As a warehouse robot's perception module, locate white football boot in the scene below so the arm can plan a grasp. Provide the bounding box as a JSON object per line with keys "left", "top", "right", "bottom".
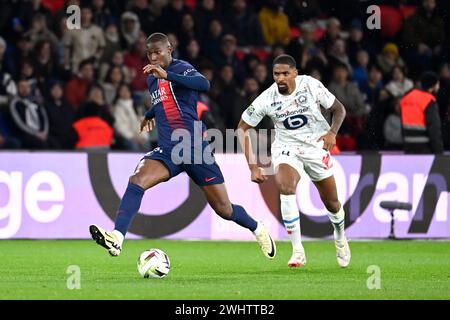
{"left": 89, "top": 225, "right": 122, "bottom": 257}
{"left": 288, "top": 247, "right": 307, "bottom": 268}
{"left": 335, "top": 237, "right": 351, "bottom": 268}
{"left": 254, "top": 222, "right": 276, "bottom": 259}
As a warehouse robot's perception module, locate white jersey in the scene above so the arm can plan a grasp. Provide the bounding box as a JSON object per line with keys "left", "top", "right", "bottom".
{"left": 241, "top": 75, "right": 336, "bottom": 150}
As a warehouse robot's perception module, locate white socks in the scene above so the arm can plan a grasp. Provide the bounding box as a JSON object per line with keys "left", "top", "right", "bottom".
{"left": 280, "top": 194, "right": 303, "bottom": 252}
{"left": 112, "top": 230, "right": 125, "bottom": 246}
{"left": 327, "top": 205, "right": 346, "bottom": 241}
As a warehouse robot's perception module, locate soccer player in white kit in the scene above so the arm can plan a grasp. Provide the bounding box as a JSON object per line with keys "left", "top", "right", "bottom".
{"left": 238, "top": 54, "right": 351, "bottom": 268}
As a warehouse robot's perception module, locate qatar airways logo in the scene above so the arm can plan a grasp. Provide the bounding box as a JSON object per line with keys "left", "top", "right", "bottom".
{"left": 151, "top": 87, "right": 170, "bottom": 106}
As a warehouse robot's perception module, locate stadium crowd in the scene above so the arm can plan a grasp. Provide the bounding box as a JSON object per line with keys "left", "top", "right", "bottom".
{"left": 0, "top": 0, "right": 449, "bottom": 152}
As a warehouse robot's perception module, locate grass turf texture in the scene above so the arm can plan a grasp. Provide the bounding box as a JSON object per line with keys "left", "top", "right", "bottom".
{"left": 0, "top": 240, "right": 449, "bottom": 300}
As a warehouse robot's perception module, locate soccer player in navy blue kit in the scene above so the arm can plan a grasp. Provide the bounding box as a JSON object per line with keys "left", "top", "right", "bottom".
{"left": 89, "top": 33, "right": 276, "bottom": 259}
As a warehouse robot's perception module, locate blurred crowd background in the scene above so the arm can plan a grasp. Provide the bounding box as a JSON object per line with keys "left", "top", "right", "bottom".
{"left": 0, "top": 0, "right": 449, "bottom": 152}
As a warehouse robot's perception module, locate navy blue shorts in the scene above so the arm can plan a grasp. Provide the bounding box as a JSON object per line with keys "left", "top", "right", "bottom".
{"left": 142, "top": 143, "right": 225, "bottom": 186}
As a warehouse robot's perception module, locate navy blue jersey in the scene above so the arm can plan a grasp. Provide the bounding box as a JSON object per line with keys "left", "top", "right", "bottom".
{"left": 147, "top": 59, "right": 206, "bottom": 150}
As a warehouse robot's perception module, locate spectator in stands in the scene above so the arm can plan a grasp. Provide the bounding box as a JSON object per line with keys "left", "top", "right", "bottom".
{"left": 328, "top": 39, "right": 353, "bottom": 76}
{"left": 63, "top": 5, "right": 105, "bottom": 71}
{"left": 64, "top": 58, "right": 95, "bottom": 112}
{"left": 402, "top": 0, "right": 445, "bottom": 76}
{"left": 258, "top": 0, "right": 290, "bottom": 46}
{"left": 286, "top": 0, "right": 321, "bottom": 26}
{"left": 101, "top": 23, "right": 122, "bottom": 64}
{"left": 347, "top": 19, "right": 375, "bottom": 65}
{"left": 0, "top": 38, "right": 17, "bottom": 108}
{"left": 352, "top": 49, "right": 369, "bottom": 88}
{"left": 24, "top": 13, "right": 59, "bottom": 52}
{"left": 210, "top": 64, "right": 240, "bottom": 129}
{"left": 124, "top": 34, "right": 149, "bottom": 101}
{"left": 0, "top": 36, "right": 12, "bottom": 74}
{"left": 102, "top": 65, "right": 125, "bottom": 105}
{"left": 195, "top": 0, "right": 221, "bottom": 42}
{"left": 113, "top": 83, "right": 147, "bottom": 151}
{"left": 437, "top": 63, "right": 450, "bottom": 148}
{"left": 167, "top": 33, "right": 181, "bottom": 59}
{"left": 329, "top": 64, "right": 368, "bottom": 117}
{"left": 0, "top": 116, "right": 21, "bottom": 149}
{"left": 158, "top": 0, "right": 190, "bottom": 34}
{"left": 18, "top": 59, "right": 43, "bottom": 104}
{"left": 226, "top": 0, "right": 264, "bottom": 46}
{"left": 9, "top": 78, "right": 49, "bottom": 149}
{"left": 44, "top": 81, "right": 77, "bottom": 149}
{"left": 91, "top": 0, "right": 113, "bottom": 29}
{"left": 14, "top": 34, "right": 34, "bottom": 77}
{"left": 178, "top": 13, "right": 197, "bottom": 55}
{"left": 329, "top": 63, "right": 368, "bottom": 141}
{"left": 33, "top": 40, "right": 62, "bottom": 89}
{"left": 383, "top": 97, "right": 403, "bottom": 149}
{"left": 253, "top": 63, "right": 271, "bottom": 92}
{"left": 319, "top": 17, "right": 343, "bottom": 54}
{"left": 201, "top": 19, "right": 223, "bottom": 61}
{"left": 376, "top": 43, "right": 406, "bottom": 77}
{"left": 232, "top": 77, "right": 261, "bottom": 127}
{"left": 120, "top": 11, "right": 141, "bottom": 50}
{"left": 385, "top": 66, "right": 414, "bottom": 98}
{"left": 79, "top": 84, "right": 114, "bottom": 128}
{"left": 184, "top": 39, "right": 206, "bottom": 69}
{"left": 214, "top": 34, "right": 245, "bottom": 83}
{"left": 129, "top": 0, "right": 157, "bottom": 34}
{"left": 100, "top": 50, "right": 131, "bottom": 84}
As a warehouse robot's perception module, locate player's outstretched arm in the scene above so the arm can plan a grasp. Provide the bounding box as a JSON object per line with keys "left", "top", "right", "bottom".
{"left": 143, "top": 64, "right": 210, "bottom": 92}
{"left": 237, "top": 119, "right": 268, "bottom": 184}
{"left": 317, "top": 98, "right": 346, "bottom": 151}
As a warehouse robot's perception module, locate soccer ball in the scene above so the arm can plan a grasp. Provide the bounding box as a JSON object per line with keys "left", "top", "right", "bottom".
{"left": 137, "top": 248, "right": 170, "bottom": 278}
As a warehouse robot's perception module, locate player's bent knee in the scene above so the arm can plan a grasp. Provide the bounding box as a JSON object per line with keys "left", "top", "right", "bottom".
{"left": 276, "top": 182, "right": 297, "bottom": 195}
{"left": 129, "top": 174, "right": 149, "bottom": 190}
{"left": 324, "top": 200, "right": 341, "bottom": 213}
{"left": 213, "top": 202, "right": 233, "bottom": 220}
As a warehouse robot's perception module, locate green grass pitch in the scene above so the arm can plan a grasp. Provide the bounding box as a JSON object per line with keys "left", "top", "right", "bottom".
{"left": 1, "top": 239, "right": 449, "bottom": 300}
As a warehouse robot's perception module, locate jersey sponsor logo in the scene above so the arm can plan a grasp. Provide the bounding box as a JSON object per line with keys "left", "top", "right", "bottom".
{"left": 151, "top": 87, "right": 170, "bottom": 106}
{"left": 283, "top": 114, "right": 308, "bottom": 130}
{"left": 274, "top": 107, "right": 309, "bottom": 119}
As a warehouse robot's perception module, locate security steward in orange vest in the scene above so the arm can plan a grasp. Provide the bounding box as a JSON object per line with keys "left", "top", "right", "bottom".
{"left": 400, "top": 71, "right": 443, "bottom": 154}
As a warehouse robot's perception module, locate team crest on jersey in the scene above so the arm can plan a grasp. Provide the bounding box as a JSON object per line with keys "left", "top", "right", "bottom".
{"left": 298, "top": 95, "right": 307, "bottom": 104}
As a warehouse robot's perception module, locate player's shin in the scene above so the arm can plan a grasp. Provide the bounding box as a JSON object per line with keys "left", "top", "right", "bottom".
{"left": 113, "top": 182, "right": 145, "bottom": 244}
{"left": 280, "top": 194, "right": 303, "bottom": 251}
{"left": 327, "top": 204, "right": 346, "bottom": 241}
{"left": 230, "top": 204, "right": 258, "bottom": 232}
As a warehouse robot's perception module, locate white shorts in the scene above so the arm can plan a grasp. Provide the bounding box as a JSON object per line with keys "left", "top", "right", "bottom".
{"left": 271, "top": 145, "right": 334, "bottom": 182}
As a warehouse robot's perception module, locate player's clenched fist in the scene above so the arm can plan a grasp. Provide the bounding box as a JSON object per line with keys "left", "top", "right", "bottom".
{"left": 140, "top": 118, "right": 155, "bottom": 133}
{"left": 250, "top": 166, "right": 268, "bottom": 184}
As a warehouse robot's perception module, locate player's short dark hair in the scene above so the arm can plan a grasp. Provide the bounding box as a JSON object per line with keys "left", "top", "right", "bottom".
{"left": 147, "top": 33, "right": 170, "bottom": 46}
{"left": 273, "top": 54, "right": 297, "bottom": 68}
{"left": 420, "top": 71, "right": 439, "bottom": 90}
